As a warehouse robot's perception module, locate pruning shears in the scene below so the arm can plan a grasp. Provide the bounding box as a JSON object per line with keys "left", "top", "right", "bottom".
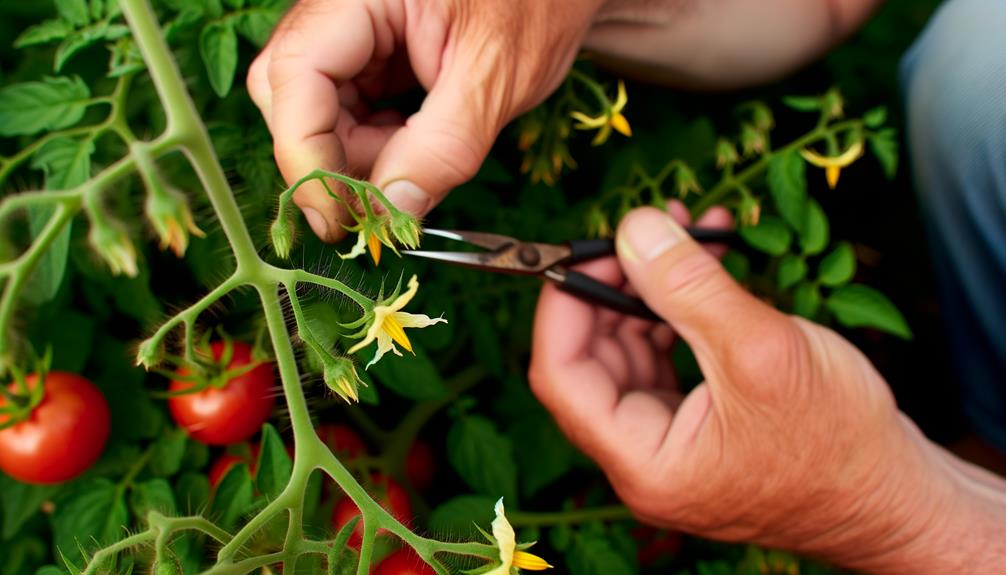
{"left": 403, "top": 228, "right": 738, "bottom": 322}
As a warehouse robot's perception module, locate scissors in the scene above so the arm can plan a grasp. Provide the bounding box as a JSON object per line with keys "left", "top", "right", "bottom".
{"left": 404, "top": 227, "right": 738, "bottom": 322}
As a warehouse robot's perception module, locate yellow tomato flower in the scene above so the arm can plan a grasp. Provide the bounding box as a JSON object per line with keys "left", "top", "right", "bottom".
{"left": 484, "top": 498, "right": 552, "bottom": 575}
{"left": 340, "top": 217, "right": 396, "bottom": 265}
{"left": 800, "top": 140, "right": 864, "bottom": 189}
{"left": 570, "top": 80, "right": 632, "bottom": 146}
{"left": 347, "top": 275, "right": 447, "bottom": 368}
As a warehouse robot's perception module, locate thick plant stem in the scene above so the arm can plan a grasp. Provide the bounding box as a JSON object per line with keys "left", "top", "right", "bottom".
{"left": 119, "top": 0, "right": 259, "bottom": 270}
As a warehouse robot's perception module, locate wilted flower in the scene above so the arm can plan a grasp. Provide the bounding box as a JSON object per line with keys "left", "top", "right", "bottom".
{"left": 89, "top": 220, "right": 139, "bottom": 277}
{"left": 145, "top": 186, "right": 205, "bottom": 258}
{"left": 570, "top": 80, "right": 631, "bottom": 146}
{"left": 482, "top": 498, "right": 552, "bottom": 575}
{"left": 346, "top": 275, "right": 447, "bottom": 368}
{"left": 800, "top": 140, "right": 864, "bottom": 189}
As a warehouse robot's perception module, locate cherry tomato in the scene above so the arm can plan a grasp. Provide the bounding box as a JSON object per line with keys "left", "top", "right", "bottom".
{"left": 372, "top": 549, "right": 435, "bottom": 575}
{"left": 208, "top": 444, "right": 260, "bottom": 487}
{"left": 331, "top": 474, "right": 412, "bottom": 548}
{"left": 169, "top": 341, "right": 275, "bottom": 445}
{"left": 0, "top": 372, "right": 110, "bottom": 484}
{"left": 405, "top": 441, "right": 435, "bottom": 491}
{"left": 317, "top": 423, "right": 367, "bottom": 459}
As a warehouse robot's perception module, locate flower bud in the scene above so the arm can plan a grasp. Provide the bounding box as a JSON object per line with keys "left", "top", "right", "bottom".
{"left": 749, "top": 101, "right": 774, "bottom": 132}
{"left": 674, "top": 164, "right": 702, "bottom": 197}
{"left": 145, "top": 184, "right": 204, "bottom": 258}
{"left": 823, "top": 88, "right": 844, "bottom": 119}
{"left": 715, "top": 139, "right": 739, "bottom": 169}
{"left": 740, "top": 123, "right": 765, "bottom": 156}
{"left": 389, "top": 211, "right": 421, "bottom": 250}
{"left": 323, "top": 356, "right": 365, "bottom": 404}
{"left": 739, "top": 195, "right": 762, "bottom": 227}
{"left": 89, "top": 220, "right": 139, "bottom": 277}
{"left": 270, "top": 213, "right": 294, "bottom": 259}
{"left": 135, "top": 337, "right": 162, "bottom": 369}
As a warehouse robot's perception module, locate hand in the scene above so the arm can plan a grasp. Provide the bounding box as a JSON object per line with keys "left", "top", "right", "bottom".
{"left": 248, "top": 0, "right": 602, "bottom": 241}
{"left": 529, "top": 205, "right": 1002, "bottom": 572}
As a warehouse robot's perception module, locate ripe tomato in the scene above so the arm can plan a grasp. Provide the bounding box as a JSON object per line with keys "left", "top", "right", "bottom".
{"left": 208, "top": 444, "right": 260, "bottom": 487}
{"left": 317, "top": 423, "right": 367, "bottom": 459}
{"left": 405, "top": 441, "right": 435, "bottom": 491}
{"left": 0, "top": 372, "right": 110, "bottom": 484}
{"left": 331, "top": 474, "right": 412, "bottom": 548}
{"left": 372, "top": 549, "right": 435, "bottom": 575}
{"left": 169, "top": 341, "right": 275, "bottom": 445}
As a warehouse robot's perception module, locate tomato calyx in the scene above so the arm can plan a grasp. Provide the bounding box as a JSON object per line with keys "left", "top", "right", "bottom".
{"left": 155, "top": 335, "right": 268, "bottom": 397}
{"left": 0, "top": 353, "right": 51, "bottom": 428}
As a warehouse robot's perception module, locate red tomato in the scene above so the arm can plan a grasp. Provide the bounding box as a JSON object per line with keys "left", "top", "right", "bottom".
{"left": 405, "top": 441, "right": 435, "bottom": 491}
{"left": 372, "top": 549, "right": 435, "bottom": 575}
{"left": 317, "top": 423, "right": 367, "bottom": 459}
{"left": 0, "top": 372, "right": 110, "bottom": 484}
{"left": 208, "top": 445, "right": 259, "bottom": 487}
{"left": 169, "top": 341, "right": 275, "bottom": 445}
{"left": 331, "top": 474, "right": 412, "bottom": 548}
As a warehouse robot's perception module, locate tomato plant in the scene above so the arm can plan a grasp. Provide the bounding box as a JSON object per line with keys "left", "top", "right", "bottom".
{"left": 0, "top": 371, "right": 109, "bottom": 484}
{"left": 0, "top": 0, "right": 935, "bottom": 574}
{"left": 168, "top": 341, "right": 275, "bottom": 446}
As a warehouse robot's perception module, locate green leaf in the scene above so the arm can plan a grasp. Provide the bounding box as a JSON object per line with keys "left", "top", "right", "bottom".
{"left": 52, "top": 479, "right": 128, "bottom": 566}
{"left": 0, "top": 77, "right": 91, "bottom": 136}
{"left": 200, "top": 21, "right": 238, "bottom": 97}
{"left": 31, "top": 136, "right": 95, "bottom": 189}
{"left": 55, "top": 23, "right": 130, "bottom": 72}
{"left": 566, "top": 534, "right": 634, "bottom": 575}
{"left": 868, "top": 128, "right": 898, "bottom": 180}
{"left": 1, "top": 474, "right": 60, "bottom": 540}
{"left": 1, "top": 535, "right": 49, "bottom": 575}
{"left": 826, "top": 284, "right": 912, "bottom": 339}
{"left": 776, "top": 255, "right": 807, "bottom": 290}
{"left": 782, "top": 96, "right": 821, "bottom": 112}
{"left": 15, "top": 20, "right": 74, "bottom": 48}
{"left": 447, "top": 415, "right": 518, "bottom": 503}
{"left": 150, "top": 428, "right": 188, "bottom": 477}
{"left": 508, "top": 417, "right": 576, "bottom": 498}
{"left": 129, "top": 479, "right": 177, "bottom": 522}
{"left": 55, "top": 0, "right": 90, "bottom": 26}
{"left": 862, "top": 106, "right": 888, "bottom": 128}
{"left": 368, "top": 344, "right": 449, "bottom": 401}
{"left": 428, "top": 496, "right": 495, "bottom": 536}
{"left": 798, "top": 199, "right": 829, "bottom": 256}
{"left": 23, "top": 205, "right": 72, "bottom": 305}
{"left": 234, "top": 9, "right": 283, "bottom": 47}
{"left": 211, "top": 463, "right": 255, "bottom": 531}
{"left": 818, "top": 243, "right": 856, "bottom": 287}
{"left": 739, "top": 215, "right": 791, "bottom": 256}
{"left": 174, "top": 472, "right": 211, "bottom": 515}
{"left": 792, "top": 282, "right": 821, "bottom": 319}
{"left": 766, "top": 151, "right": 807, "bottom": 232}
{"left": 256, "top": 424, "right": 293, "bottom": 499}
{"left": 35, "top": 566, "right": 67, "bottom": 575}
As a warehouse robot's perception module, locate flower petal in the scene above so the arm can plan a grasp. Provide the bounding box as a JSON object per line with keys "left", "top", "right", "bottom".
{"left": 513, "top": 551, "right": 552, "bottom": 571}
{"left": 610, "top": 113, "right": 631, "bottom": 137}
{"left": 339, "top": 231, "right": 367, "bottom": 260}
{"left": 382, "top": 313, "right": 414, "bottom": 354}
{"left": 570, "top": 111, "right": 605, "bottom": 129}
{"left": 612, "top": 80, "right": 628, "bottom": 112}
{"left": 394, "top": 312, "right": 448, "bottom": 330}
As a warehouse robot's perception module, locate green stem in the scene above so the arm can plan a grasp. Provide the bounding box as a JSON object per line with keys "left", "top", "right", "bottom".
{"left": 507, "top": 505, "right": 633, "bottom": 528}
{"left": 81, "top": 530, "right": 157, "bottom": 575}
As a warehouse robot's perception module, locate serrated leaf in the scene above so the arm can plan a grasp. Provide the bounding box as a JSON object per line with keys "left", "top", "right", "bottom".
{"left": 739, "top": 215, "right": 791, "bottom": 256}
{"left": 782, "top": 96, "right": 821, "bottom": 112}
{"left": 428, "top": 496, "right": 495, "bottom": 536}
{"left": 566, "top": 534, "right": 634, "bottom": 575}
{"left": 0, "top": 77, "right": 90, "bottom": 136}
{"left": 767, "top": 150, "right": 807, "bottom": 232}
{"left": 31, "top": 136, "right": 94, "bottom": 189}
{"left": 869, "top": 129, "right": 898, "bottom": 180}
{"left": 447, "top": 416, "right": 517, "bottom": 503}
{"left": 256, "top": 424, "right": 293, "bottom": 499}
{"left": 129, "top": 479, "right": 177, "bottom": 522}
{"left": 200, "top": 21, "right": 238, "bottom": 97}
{"left": 52, "top": 479, "right": 128, "bottom": 567}
{"left": 862, "top": 106, "right": 888, "bottom": 128}
{"left": 149, "top": 428, "right": 188, "bottom": 477}
{"left": 826, "top": 284, "right": 912, "bottom": 339}
{"left": 818, "top": 243, "right": 856, "bottom": 287}
{"left": 210, "top": 464, "right": 254, "bottom": 531}
{"left": 792, "top": 282, "right": 821, "bottom": 319}
{"left": 55, "top": 0, "right": 90, "bottom": 26}
{"left": 55, "top": 23, "right": 128, "bottom": 72}
{"left": 799, "top": 199, "right": 829, "bottom": 256}
{"left": 1, "top": 474, "right": 60, "bottom": 540}
{"left": 15, "top": 20, "right": 74, "bottom": 48}
{"left": 776, "top": 254, "right": 807, "bottom": 290}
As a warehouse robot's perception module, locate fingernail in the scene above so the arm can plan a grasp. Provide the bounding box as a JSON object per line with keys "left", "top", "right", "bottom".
{"left": 619, "top": 209, "right": 688, "bottom": 262}
{"left": 383, "top": 180, "right": 431, "bottom": 216}
{"left": 302, "top": 207, "right": 330, "bottom": 241}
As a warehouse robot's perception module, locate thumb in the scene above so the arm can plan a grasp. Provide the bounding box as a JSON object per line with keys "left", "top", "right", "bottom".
{"left": 616, "top": 207, "right": 784, "bottom": 357}
{"left": 369, "top": 67, "right": 505, "bottom": 216}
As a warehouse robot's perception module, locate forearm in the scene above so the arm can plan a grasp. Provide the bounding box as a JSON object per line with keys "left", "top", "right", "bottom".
{"left": 583, "top": 0, "right": 883, "bottom": 89}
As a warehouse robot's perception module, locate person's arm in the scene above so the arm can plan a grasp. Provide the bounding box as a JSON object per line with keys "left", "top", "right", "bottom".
{"left": 584, "top": 0, "right": 883, "bottom": 88}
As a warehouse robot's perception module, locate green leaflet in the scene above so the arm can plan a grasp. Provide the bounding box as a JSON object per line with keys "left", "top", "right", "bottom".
{"left": 200, "top": 21, "right": 238, "bottom": 97}
{"left": 0, "top": 77, "right": 90, "bottom": 137}
{"left": 767, "top": 150, "right": 808, "bottom": 233}
{"left": 739, "top": 215, "right": 791, "bottom": 256}
{"left": 447, "top": 415, "right": 518, "bottom": 503}
{"left": 818, "top": 242, "right": 856, "bottom": 287}
{"left": 826, "top": 284, "right": 912, "bottom": 339}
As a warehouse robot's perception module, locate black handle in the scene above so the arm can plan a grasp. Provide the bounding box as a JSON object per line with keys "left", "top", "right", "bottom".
{"left": 566, "top": 229, "right": 739, "bottom": 265}
{"left": 551, "top": 269, "right": 661, "bottom": 322}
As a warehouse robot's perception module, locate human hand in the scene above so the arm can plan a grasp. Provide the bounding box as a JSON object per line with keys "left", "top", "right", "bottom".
{"left": 248, "top": 0, "right": 602, "bottom": 241}
{"left": 529, "top": 205, "right": 984, "bottom": 572}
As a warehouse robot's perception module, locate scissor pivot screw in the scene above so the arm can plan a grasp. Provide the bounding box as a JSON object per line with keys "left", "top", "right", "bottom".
{"left": 517, "top": 244, "right": 540, "bottom": 267}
